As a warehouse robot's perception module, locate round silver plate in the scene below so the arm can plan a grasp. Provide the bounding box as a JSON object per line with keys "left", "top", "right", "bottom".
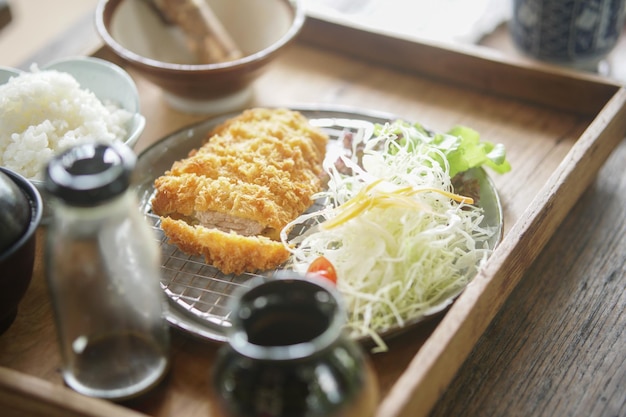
{"left": 134, "top": 106, "right": 503, "bottom": 344}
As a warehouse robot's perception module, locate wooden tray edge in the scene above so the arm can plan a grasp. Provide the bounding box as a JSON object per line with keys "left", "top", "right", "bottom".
{"left": 299, "top": 16, "right": 622, "bottom": 117}
{"left": 0, "top": 367, "right": 148, "bottom": 417}
{"left": 376, "top": 87, "right": 626, "bottom": 417}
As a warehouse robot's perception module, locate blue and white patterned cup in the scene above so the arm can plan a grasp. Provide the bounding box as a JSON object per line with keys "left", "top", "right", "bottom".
{"left": 510, "top": 0, "right": 626, "bottom": 70}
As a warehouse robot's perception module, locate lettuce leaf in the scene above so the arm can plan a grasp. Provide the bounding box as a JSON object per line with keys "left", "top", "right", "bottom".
{"left": 378, "top": 120, "right": 512, "bottom": 178}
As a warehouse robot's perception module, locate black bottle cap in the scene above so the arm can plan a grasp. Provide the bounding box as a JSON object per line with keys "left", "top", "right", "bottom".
{"left": 44, "top": 141, "right": 136, "bottom": 206}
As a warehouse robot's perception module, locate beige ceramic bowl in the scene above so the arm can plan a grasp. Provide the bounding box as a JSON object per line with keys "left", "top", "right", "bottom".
{"left": 95, "top": 0, "right": 305, "bottom": 113}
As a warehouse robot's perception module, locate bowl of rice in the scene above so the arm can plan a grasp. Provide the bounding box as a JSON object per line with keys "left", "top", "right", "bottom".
{"left": 0, "top": 56, "right": 145, "bottom": 220}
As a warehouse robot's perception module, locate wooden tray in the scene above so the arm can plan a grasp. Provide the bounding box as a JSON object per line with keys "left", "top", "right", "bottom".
{"left": 1, "top": 16, "right": 625, "bottom": 417}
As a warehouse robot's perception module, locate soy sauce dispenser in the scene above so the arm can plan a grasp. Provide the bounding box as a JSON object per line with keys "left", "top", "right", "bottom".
{"left": 44, "top": 142, "right": 169, "bottom": 401}
{"left": 212, "top": 273, "right": 379, "bottom": 417}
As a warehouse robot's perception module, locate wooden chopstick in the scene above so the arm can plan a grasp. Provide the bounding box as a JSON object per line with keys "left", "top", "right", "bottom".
{"left": 150, "top": 0, "right": 244, "bottom": 63}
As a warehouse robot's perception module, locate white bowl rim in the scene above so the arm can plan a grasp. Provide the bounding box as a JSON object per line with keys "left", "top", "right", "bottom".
{"left": 45, "top": 55, "right": 142, "bottom": 112}
{"left": 94, "top": 0, "right": 306, "bottom": 72}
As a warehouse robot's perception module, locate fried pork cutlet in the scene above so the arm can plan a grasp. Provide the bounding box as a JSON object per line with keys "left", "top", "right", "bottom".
{"left": 151, "top": 108, "right": 329, "bottom": 275}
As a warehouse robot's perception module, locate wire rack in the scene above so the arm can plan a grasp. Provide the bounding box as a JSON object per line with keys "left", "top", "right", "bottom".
{"left": 142, "top": 114, "right": 378, "bottom": 339}
{"left": 146, "top": 200, "right": 326, "bottom": 329}
{"left": 147, "top": 212, "right": 262, "bottom": 328}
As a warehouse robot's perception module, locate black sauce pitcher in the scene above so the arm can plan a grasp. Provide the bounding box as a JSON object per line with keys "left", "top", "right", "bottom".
{"left": 212, "top": 273, "right": 379, "bottom": 417}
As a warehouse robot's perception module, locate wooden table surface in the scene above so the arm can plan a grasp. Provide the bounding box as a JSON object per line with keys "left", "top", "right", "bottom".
{"left": 0, "top": 3, "right": 624, "bottom": 417}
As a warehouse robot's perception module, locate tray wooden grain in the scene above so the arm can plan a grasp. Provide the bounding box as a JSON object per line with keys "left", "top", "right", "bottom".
{"left": 1, "top": 17, "right": 625, "bottom": 417}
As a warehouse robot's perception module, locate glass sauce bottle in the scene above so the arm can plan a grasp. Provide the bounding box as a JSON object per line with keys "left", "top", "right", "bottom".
{"left": 44, "top": 142, "right": 169, "bottom": 401}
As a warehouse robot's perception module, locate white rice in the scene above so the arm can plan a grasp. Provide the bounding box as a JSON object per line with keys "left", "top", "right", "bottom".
{"left": 0, "top": 66, "right": 132, "bottom": 180}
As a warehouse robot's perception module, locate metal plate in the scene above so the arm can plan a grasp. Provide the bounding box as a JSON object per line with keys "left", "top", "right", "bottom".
{"left": 134, "top": 106, "right": 503, "bottom": 343}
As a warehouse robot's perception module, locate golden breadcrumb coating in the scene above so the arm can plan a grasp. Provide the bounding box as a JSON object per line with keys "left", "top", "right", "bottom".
{"left": 159, "top": 217, "right": 290, "bottom": 275}
{"left": 151, "top": 108, "right": 328, "bottom": 274}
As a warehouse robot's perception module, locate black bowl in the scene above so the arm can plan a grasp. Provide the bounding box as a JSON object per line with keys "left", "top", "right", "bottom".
{"left": 0, "top": 167, "right": 43, "bottom": 334}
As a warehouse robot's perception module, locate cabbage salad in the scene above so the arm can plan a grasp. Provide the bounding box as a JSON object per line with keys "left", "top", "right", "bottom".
{"left": 281, "top": 119, "right": 511, "bottom": 352}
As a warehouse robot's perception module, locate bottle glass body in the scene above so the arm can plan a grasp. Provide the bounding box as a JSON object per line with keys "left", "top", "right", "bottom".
{"left": 45, "top": 191, "right": 169, "bottom": 401}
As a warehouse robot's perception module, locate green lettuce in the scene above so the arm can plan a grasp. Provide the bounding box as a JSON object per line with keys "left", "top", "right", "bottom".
{"left": 377, "top": 120, "right": 512, "bottom": 178}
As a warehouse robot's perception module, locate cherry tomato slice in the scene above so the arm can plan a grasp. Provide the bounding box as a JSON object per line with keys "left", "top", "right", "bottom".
{"left": 306, "top": 256, "right": 338, "bottom": 284}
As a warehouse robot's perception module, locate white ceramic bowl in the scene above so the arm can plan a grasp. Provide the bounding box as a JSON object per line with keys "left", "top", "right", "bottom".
{"left": 0, "top": 56, "right": 145, "bottom": 149}
{"left": 0, "top": 56, "right": 145, "bottom": 221}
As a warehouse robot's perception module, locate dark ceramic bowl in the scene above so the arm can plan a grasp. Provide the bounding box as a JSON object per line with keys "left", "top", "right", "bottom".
{"left": 0, "top": 167, "right": 43, "bottom": 334}
{"left": 95, "top": 0, "right": 305, "bottom": 114}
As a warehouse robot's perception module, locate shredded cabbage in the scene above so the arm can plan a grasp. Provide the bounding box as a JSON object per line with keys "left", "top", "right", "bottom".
{"left": 281, "top": 121, "right": 504, "bottom": 352}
